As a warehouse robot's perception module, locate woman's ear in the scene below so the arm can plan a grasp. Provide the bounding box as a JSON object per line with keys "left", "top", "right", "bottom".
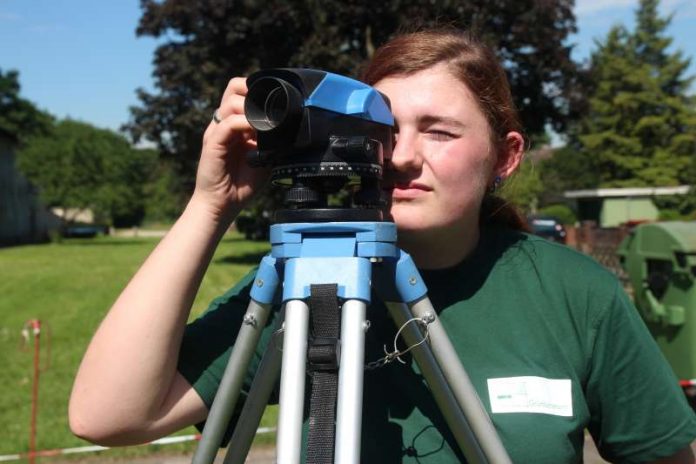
{"left": 494, "top": 131, "right": 525, "bottom": 179}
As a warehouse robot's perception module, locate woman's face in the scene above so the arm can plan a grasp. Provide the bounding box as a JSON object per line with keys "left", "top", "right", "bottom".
{"left": 375, "top": 64, "right": 498, "bottom": 241}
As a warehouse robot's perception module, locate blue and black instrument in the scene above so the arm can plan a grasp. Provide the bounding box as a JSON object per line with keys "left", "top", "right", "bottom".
{"left": 244, "top": 69, "right": 394, "bottom": 223}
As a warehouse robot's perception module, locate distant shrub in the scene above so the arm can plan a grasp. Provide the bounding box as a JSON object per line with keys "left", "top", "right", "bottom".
{"left": 658, "top": 209, "right": 686, "bottom": 221}
{"left": 538, "top": 204, "right": 577, "bottom": 225}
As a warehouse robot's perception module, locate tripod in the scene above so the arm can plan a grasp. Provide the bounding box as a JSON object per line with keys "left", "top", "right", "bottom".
{"left": 190, "top": 220, "right": 511, "bottom": 464}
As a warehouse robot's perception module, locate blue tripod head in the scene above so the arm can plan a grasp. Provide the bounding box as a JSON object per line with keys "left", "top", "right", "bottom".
{"left": 244, "top": 69, "right": 394, "bottom": 223}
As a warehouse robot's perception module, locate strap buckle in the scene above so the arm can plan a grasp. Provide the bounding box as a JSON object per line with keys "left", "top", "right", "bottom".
{"left": 307, "top": 337, "right": 341, "bottom": 371}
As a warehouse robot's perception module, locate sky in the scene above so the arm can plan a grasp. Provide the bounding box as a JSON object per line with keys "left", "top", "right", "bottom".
{"left": 1, "top": 0, "right": 695, "bottom": 135}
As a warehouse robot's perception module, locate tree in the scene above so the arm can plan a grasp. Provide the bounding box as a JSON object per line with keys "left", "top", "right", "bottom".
{"left": 501, "top": 158, "right": 544, "bottom": 214}
{"left": 125, "top": 0, "right": 583, "bottom": 195}
{"left": 0, "top": 69, "right": 52, "bottom": 143}
{"left": 142, "top": 156, "right": 187, "bottom": 224}
{"left": 574, "top": 0, "right": 696, "bottom": 189}
{"left": 538, "top": 145, "right": 601, "bottom": 204}
{"left": 17, "top": 120, "right": 157, "bottom": 228}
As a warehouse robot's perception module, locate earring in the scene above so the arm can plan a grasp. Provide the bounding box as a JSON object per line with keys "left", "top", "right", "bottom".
{"left": 488, "top": 175, "right": 502, "bottom": 193}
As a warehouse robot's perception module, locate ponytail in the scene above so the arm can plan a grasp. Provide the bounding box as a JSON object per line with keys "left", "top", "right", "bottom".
{"left": 480, "top": 195, "right": 530, "bottom": 232}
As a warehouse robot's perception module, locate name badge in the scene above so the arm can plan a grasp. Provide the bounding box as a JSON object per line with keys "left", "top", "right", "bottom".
{"left": 487, "top": 376, "right": 573, "bottom": 417}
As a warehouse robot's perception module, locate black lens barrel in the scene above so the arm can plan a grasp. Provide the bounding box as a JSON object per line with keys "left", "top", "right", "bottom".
{"left": 245, "top": 77, "right": 304, "bottom": 132}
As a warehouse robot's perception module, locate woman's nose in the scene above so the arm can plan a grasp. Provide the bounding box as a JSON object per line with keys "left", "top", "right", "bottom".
{"left": 389, "top": 133, "right": 423, "bottom": 171}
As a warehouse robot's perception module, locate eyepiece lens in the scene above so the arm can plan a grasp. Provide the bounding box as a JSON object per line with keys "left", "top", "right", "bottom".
{"left": 245, "top": 77, "right": 302, "bottom": 132}
{"left": 264, "top": 87, "right": 287, "bottom": 127}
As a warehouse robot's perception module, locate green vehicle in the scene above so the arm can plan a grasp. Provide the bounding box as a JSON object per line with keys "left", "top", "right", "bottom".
{"left": 618, "top": 221, "right": 696, "bottom": 406}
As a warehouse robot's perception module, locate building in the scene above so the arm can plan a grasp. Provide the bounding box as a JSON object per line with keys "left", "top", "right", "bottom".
{"left": 0, "top": 135, "right": 59, "bottom": 245}
{"left": 564, "top": 186, "right": 692, "bottom": 228}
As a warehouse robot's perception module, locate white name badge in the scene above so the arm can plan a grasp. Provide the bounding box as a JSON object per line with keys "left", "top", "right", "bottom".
{"left": 487, "top": 376, "right": 573, "bottom": 417}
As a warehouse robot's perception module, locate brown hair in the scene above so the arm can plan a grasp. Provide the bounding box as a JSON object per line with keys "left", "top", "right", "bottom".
{"left": 361, "top": 28, "right": 529, "bottom": 232}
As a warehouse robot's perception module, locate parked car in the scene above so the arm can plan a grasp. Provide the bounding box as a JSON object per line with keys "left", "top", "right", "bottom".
{"left": 528, "top": 216, "right": 567, "bottom": 243}
{"left": 61, "top": 222, "right": 108, "bottom": 238}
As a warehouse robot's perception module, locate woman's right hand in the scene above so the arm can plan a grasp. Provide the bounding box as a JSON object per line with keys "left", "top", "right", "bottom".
{"left": 193, "top": 77, "right": 270, "bottom": 224}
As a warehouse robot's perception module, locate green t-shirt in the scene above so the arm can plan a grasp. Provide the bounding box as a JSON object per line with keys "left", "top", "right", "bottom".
{"left": 178, "top": 228, "right": 696, "bottom": 463}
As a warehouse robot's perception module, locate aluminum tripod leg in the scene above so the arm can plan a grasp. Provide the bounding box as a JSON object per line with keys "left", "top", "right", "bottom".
{"left": 334, "top": 299, "right": 367, "bottom": 464}
{"left": 223, "top": 309, "right": 284, "bottom": 464}
{"left": 385, "top": 301, "right": 486, "bottom": 463}
{"left": 276, "top": 299, "right": 310, "bottom": 464}
{"left": 192, "top": 301, "right": 273, "bottom": 464}
{"left": 386, "top": 299, "right": 512, "bottom": 464}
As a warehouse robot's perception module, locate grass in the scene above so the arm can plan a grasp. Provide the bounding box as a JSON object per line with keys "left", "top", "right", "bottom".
{"left": 0, "top": 231, "right": 277, "bottom": 459}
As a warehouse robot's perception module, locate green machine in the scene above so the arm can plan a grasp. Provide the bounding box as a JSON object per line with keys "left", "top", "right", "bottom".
{"left": 618, "top": 221, "right": 696, "bottom": 382}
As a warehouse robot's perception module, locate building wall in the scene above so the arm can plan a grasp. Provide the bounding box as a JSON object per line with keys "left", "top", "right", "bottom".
{"left": 600, "top": 198, "right": 659, "bottom": 227}
{"left": 0, "top": 137, "right": 58, "bottom": 245}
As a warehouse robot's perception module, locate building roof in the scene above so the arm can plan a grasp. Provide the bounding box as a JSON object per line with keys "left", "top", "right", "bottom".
{"left": 564, "top": 185, "right": 691, "bottom": 199}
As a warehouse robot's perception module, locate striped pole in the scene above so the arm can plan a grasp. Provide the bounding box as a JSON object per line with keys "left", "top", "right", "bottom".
{"left": 24, "top": 320, "right": 42, "bottom": 464}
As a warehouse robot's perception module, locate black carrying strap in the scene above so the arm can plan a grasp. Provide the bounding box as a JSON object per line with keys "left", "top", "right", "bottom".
{"left": 306, "top": 284, "right": 341, "bottom": 464}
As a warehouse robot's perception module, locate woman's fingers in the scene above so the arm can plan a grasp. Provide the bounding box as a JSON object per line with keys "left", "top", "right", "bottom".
{"left": 217, "top": 93, "right": 246, "bottom": 119}
{"left": 203, "top": 77, "right": 251, "bottom": 144}
{"left": 219, "top": 77, "right": 248, "bottom": 109}
{"left": 194, "top": 76, "right": 269, "bottom": 215}
{"left": 204, "top": 113, "right": 253, "bottom": 151}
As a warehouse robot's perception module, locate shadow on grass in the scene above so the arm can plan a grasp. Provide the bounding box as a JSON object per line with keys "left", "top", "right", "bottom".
{"left": 61, "top": 238, "right": 157, "bottom": 246}
{"left": 216, "top": 251, "right": 269, "bottom": 265}
{"left": 220, "top": 234, "right": 268, "bottom": 244}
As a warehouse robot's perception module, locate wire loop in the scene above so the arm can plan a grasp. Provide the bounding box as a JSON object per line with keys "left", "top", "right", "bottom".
{"left": 365, "top": 316, "right": 432, "bottom": 370}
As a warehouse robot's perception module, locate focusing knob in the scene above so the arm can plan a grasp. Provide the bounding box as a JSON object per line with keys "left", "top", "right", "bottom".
{"left": 331, "top": 136, "right": 376, "bottom": 159}
{"left": 285, "top": 185, "right": 321, "bottom": 206}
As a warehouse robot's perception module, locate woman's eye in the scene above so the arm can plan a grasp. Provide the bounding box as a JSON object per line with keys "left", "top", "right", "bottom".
{"left": 427, "top": 130, "right": 456, "bottom": 141}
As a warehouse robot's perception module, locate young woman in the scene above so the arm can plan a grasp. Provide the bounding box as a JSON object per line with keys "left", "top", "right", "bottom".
{"left": 69, "top": 29, "right": 696, "bottom": 463}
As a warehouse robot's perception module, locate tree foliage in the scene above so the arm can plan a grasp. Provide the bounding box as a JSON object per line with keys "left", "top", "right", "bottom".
{"left": 0, "top": 69, "right": 52, "bottom": 143}
{"left": 574, "top": 0, "right": 696, "bottom": 189}
{"left": 538, "top": 144, "right": 601, "bottom": 203}
{"left": 501, "top": 159, "right": 544, "bottom": 214}
{"left": 17, "top": 120, "right": 157, "bottom": 227}
{"left": 537, "top": 203, "right": 577, "bottom": 225}
{"left": 125, "top": 0, "right": 583, "bottom": 195}
{"left": 142, "top": 158, "right": 187, "bottom": 224}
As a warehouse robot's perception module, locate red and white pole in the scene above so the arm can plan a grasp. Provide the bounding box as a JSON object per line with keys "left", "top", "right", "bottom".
{"left": 24, "top": 319, "right": 42, "bottom": 464}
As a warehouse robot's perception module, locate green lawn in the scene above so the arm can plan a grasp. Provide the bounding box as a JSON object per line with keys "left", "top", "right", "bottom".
{"left": 0, "top": 232, "right": 276, "bottom": 459}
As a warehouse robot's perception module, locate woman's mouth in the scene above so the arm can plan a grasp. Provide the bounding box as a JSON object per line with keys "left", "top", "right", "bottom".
{"left": 384, "top": 181, "right": 432, "bottom": 200}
